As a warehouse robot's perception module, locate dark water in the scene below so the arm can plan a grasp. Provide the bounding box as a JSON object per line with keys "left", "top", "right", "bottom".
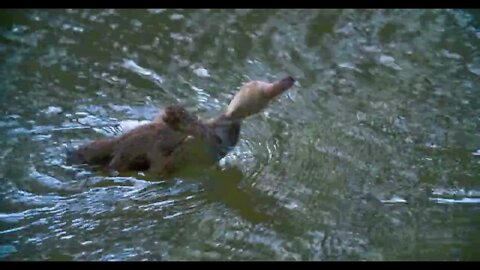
{"left": 1, "top": 9, "right": 480, "bottom": 261}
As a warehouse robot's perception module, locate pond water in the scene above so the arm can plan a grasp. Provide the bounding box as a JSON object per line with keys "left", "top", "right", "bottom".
{"left": 1, "top": 9, "right": 480, "bottom": 260}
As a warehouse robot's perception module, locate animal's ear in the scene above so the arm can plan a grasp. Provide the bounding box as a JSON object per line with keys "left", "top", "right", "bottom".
{"left": 162, "top": 106, "right": 186, "bottom": 129}
{"left": 161, "top": 106, "right": 199, "bottom": 132}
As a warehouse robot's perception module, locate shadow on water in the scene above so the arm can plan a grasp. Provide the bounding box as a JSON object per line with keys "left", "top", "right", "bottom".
{"left": 2, "top": 9, "right": 480, "bottom": 260}
{"left": 138, "top": 164, "right": 291, "bottom": 227}
{"left": 197, "top": 166, "right": 282, "bottom": 225}
{"left": 73, "top": 156, "right": 292, "bottom": 227}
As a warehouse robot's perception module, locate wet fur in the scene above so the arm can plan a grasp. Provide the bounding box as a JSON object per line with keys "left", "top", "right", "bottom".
{"left": 67, "top": 106, "right": 240, "bottom": 176}
{"left": 66, "top": 77, "right": 293, "bottom": 177}
{"left": 67, "top": 107, "right": 188, "bottom": 173}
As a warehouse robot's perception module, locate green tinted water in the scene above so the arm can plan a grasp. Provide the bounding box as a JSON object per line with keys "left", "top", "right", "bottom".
{"left": 1, "top": 9, "right": 480, "bottom": 260}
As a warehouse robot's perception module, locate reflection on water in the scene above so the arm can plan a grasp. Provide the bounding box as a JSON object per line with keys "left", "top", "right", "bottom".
{"left": 1, "top": 9, "right": 480, "bottom": 260}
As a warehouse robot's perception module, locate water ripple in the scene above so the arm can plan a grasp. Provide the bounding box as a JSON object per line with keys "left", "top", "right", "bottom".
{"left": 1, "top": 9, "right": 480, "bottom": 261}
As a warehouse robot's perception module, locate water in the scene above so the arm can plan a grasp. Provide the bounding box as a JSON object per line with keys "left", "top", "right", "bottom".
{"left": 1, "top": 9, "right": 480, "bottom": 261}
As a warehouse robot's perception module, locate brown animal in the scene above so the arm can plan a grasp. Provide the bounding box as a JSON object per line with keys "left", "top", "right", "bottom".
{"left": 66, "top": 76, "right": 296, "bottom": 176}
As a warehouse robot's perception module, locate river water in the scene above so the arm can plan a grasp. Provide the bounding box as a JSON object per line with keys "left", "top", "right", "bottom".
{"left": 0, "top": 9, "right": 480, "bottom": 260}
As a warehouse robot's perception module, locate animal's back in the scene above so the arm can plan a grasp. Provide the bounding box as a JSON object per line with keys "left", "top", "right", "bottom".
{"left": 66, "top": 121, "right": 186, "bottom": 170}
{"left": 66, "top": 138, "right": 116, "bottom": 166}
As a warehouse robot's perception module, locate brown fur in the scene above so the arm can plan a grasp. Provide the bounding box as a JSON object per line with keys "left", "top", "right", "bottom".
{"left": 67, "top": 107, "right": 193, "bottom": 174}
{"left": 67, "top": 77, "right": 295, "bottom": 177}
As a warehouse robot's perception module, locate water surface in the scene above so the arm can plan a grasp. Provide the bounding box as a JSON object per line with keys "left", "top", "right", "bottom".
{"left": 1, "top": 9, "right": 480, "bottom": 260}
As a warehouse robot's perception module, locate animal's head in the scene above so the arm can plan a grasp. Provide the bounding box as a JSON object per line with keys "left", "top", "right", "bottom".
{"left": 225, "top": 76, "right": 295, "bottom": 120}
